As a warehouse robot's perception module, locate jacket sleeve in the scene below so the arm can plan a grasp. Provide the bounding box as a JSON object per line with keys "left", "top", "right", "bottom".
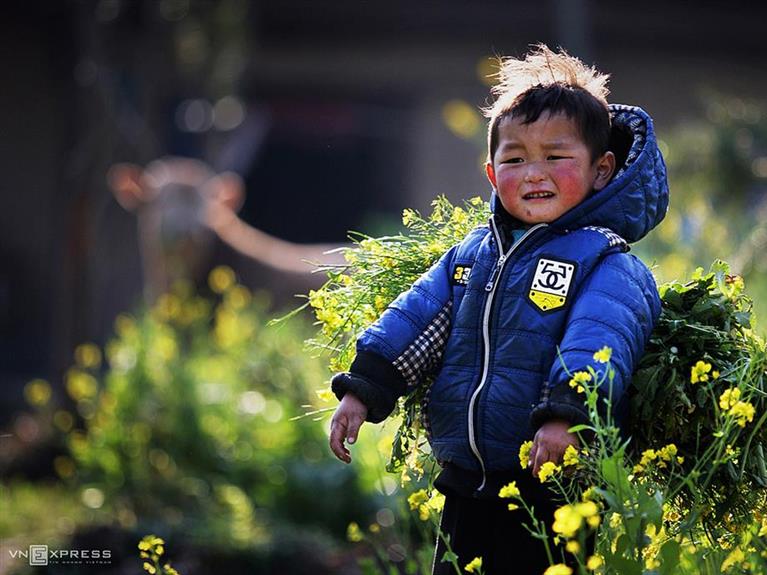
{"left": 530, "top": 253, "right": 661, "bottom": 430}
{"left": 331, "top": 246, "right": 457, "bottom": 423}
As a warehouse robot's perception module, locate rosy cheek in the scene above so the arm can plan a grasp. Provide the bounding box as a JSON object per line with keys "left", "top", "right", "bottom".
{"left": 495, "top": 171, "right": 520, "bottom": 189}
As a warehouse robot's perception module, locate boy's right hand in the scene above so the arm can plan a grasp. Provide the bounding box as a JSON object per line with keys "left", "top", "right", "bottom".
{"left": 329, "top": 392, "right": 368, "bottom": 463}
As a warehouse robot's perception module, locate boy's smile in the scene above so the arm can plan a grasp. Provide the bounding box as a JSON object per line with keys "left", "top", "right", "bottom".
{"left": 486, "top": 112, "right": 615, "bottom": 224}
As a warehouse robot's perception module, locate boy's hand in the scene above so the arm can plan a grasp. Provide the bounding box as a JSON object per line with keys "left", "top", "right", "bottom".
{"left": 329, "top": 392, "right": 368, "bottom": 463}
{"left": 529, "top": 419, "right": 578, "bottom": 477}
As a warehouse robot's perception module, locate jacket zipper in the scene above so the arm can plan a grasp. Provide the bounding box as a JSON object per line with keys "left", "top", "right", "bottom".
{"left": 467, "top": 220, "right": 548, "bottom": 493}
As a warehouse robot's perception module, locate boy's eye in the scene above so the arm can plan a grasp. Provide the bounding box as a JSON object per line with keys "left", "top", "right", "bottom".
{"left": 547, "top": 155, "right": 568, "bottom": 161}
{"left": 502, "top": 157, "right": 524, "bottom": 164}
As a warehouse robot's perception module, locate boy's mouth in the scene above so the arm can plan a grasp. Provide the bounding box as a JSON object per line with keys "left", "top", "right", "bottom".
{"left": 523, "top": 191, "right": 555, "bottom": 200}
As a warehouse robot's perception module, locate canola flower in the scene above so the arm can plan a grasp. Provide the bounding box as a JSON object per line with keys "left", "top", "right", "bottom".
{"left": 538, "top": 461, "right": 561, "bottom": 483}
{"left": 563, "top": 445, "right": 580, "bottom": 467}
{"left": 24, "top": 379, "right": 52, "bottom": 407}
{"left": 498, "top": 481, "right": 521, "bottom": 511}
{"left": 347, "top": 522, "right": 364, "bottom": 542}
{"left": 718, "top": 388, "right": 756, "bottom": 427}
{"left": 585, "top": 555, "right": 603, "bottom": 570}
{"left": 593, "top": 346, "right": 612, "bottom": 364}
{"left": 569, "top": 370, "right": 592, "bottom": 394}
{"left": 74, "top": 343, "right": 102, "bottom": 369}
{"left": 719, "top": 388, "right": 741, "bottom": 410}
{"left": 729, "top": 401, "right": 755, "bottom": 427}
{"left": 208, "top": 265, "right": 236, "bottom": 294}
{"left": 552, "top": 501, "right": 600, "bottom": 538}
{"left": 720, "top": 547, "right": 746, "bottom": 572}
{"left": 543, "top": 564, "right": 572, "bottom": 575}
{"left": 690, "top": 360, "right": 713, "bottom": 384}
{"left": 632, "top": 444, "right": 683, "bottom": 473}
{"left": 498, "top": 481, "right": 520, "bottom": 499}
{"left": 138, "top": 535, "right": 179, "bottom": 575}
{"left": 519, "top": 440, "right": 533, "bottom": 469}
{"left": 759, "top": 518, "right": 767, "bottom": 538}
{"left": 464, "top": 556, "right": 482, "bottom": 573}
{"left": 407, "top": 488, "right": 444, "bottom": 521}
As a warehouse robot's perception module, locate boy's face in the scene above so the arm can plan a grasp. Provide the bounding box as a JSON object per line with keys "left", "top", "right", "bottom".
{"left": 486, "top": 112, "right": 615, "bottom": 225}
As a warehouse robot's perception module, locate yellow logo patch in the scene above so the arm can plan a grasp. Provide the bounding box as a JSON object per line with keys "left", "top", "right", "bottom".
{"left": 528, "top": 258, "right": 575, "bottom": 312}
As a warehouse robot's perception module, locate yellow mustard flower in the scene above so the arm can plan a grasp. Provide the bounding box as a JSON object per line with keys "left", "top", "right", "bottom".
{"left": 729, "top": 401, "right": 755, "bottom": 427}
{"left": 543, "top": 563, "right": 573, "bottom": 575}
{"left": 566, "top": 540, "right": 580, "bottom": 553}
{"left": 563, "top": 445, "right": 580, "bottom": 467}
{"left": 538, "top": 461, "right": 561, "bottom": 483}
{"left": 586, "top": 514, "right": 601, "bottom": 528}
{"left": 498, "top": 481, "right": 520, "bottom": 499}
{"left": 720, "top": 547, "right": 746, "bottom": 572}
{"left": 690, "top": 360, "right": 712, "bottom": 383}
{"left": 346, "top": 522, "right": 363, "bottom": 542}
{"left": 74, "top": 343, "right": 102, "bottom": 369}
{"left": 719, "top": 388, "right": 741, "bottom": 410}
{"left": 569, "top": 370, "right": 591, "bottom": 394}
{"left": 552, "top": 505, "right": 583, "bottom": 538}
{"left": 593, "top": 346, "right": 612, "bottom": 364}
{"left": 655, "top": 444, "right": 678, "bottom": 469}
{"left": 24, "top": 379, "right": 52, "bottom": 407}
{"left": 428, "top": 492, "right": 446, "bottom": 514}
{"left": 609, "top": 512, "right": 622, "bottom": 528}
{"left": 407, "top": 489, "right": 429, "bottom": 511}
{"left": 586, "top": 555, "right": 604, "bottom": 570}
{"left": 209, "top": 265, "right": 236, "bottom": 293}
{"left": 759, "top": 518, "right": 767, "bottom": 538}
{"left": 464, "top": 557, "right": 482, "bottom": 573}
{"left": 506, "top": 503, "right": 520, "bottom": 511}
{"left": 519, "top": 440, "right": 533, "bottom": 469}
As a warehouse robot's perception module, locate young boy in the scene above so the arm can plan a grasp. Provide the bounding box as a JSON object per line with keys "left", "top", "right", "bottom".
{"left": 329, "top": 45, "right": 668, "bottom": 573}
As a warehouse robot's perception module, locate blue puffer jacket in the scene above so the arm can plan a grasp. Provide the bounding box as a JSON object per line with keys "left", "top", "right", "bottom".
{"left": 333, "top": 105, "right": 668, "bottom": 481}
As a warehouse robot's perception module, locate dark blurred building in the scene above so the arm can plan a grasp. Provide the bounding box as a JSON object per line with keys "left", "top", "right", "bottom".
{"left": 1, "top": 0, "right": 766, "bottom": 418}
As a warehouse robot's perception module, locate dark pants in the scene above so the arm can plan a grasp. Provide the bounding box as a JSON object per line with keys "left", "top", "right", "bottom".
{"left": 431, "top": 487, "right": 559, "bottom": 575}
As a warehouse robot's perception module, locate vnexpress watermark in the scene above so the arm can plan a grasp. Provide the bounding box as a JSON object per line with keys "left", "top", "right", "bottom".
{"left": 8, "top": 545, "right": 112, "bottom": 566}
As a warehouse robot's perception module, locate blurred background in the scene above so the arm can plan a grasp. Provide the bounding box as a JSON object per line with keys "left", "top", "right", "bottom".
{"left": 1, "top": 1, "right": 766, "bottom": 573}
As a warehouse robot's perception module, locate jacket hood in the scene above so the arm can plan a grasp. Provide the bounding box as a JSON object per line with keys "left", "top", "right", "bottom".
{"left": 491, "top": 104, "right": 669, "bottom": 244}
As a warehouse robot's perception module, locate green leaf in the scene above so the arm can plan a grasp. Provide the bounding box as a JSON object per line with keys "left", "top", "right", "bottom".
{"left": 658, "top": 539, "right": 681, "bottom": 575}
{"left": 441, "top": 550, "right": 458, "bottom": 565}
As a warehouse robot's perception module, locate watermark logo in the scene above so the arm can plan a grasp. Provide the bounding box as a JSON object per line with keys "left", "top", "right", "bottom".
{"left": 8, "top": 545, "right": 112, "bottom": 566}
{"left": 29, "top": 545, "right": 48, "bottom": 566}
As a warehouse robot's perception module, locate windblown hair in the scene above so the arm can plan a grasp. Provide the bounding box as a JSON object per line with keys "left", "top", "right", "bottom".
{"left": 484, "top": 44, "right": 612, "bottom": 162}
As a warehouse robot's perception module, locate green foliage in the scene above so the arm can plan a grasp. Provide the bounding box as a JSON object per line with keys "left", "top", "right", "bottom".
{"left": 55, "top": 271, "right": 375, "bottom": 549}
{"left": 637, "top": 95, "right": 767, "bottom": 327}
{"left": 630, "top": 261, "right": 767, "bottom": 531}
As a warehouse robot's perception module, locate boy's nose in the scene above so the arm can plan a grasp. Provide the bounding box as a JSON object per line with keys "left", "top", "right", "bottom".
{"left": 523, "top": 164, "right": 547, "bottom": 183}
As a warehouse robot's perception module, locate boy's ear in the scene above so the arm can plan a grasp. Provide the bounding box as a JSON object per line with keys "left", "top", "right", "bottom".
{"left": 485, "top": 162, "right": 497, "bottom": 189}
{"left": 593, "top": 151, "right": 616, "bottom": 191}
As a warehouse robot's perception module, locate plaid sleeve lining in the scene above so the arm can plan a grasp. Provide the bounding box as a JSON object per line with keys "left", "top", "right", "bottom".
{"left": 392, "top": 300, "right": 452, "bottom": 387}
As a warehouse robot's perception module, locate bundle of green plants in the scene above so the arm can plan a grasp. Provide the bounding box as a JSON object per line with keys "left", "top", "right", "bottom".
{"left": 628, "top": 261, "right": 767, "bottom": 531}
{"left": 305, "top": 197, "right": 767, "bottom": 530}
{"left": 303, "top": 195, "right": 489, "bottom": 473}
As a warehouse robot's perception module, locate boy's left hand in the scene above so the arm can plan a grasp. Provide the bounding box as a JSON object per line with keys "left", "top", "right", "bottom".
{"left": 529, "top": 419, "right": 578, "bottom": 477}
